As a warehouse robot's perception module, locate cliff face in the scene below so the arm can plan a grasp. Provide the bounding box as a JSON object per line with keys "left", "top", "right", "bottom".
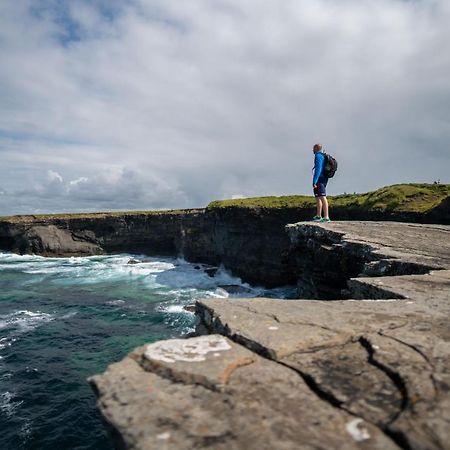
{"left": 0, "top": 196, "right": 449, "bottom": 287}
{"left": 0, "top": 211, "right": 200, "bottom": 257}
{"left": 286, "top": 221, "right": 450, "bottom": 298}
{"left": 0, "top": 207, "right": 306, "bottom": 287}
{"left": 192, "top": 206, "right": 310, "bottom": 286}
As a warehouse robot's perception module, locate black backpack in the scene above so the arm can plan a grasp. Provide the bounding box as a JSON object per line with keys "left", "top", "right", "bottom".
{"left": 323, "top": 153, "right": 338, "bottom": 178}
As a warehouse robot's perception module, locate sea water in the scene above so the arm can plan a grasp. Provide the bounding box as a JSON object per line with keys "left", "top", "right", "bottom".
{"left": 0, "top": 252, "right": 294, "bottom": 450}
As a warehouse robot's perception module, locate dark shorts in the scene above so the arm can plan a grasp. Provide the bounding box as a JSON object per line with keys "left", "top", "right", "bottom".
{"left": 313, "top": 179, "right": 328, "bottom": 197}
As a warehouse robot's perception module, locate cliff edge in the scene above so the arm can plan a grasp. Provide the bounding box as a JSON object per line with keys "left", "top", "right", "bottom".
{"left": 89, "top": 221, "right": 450, "bottom": 450}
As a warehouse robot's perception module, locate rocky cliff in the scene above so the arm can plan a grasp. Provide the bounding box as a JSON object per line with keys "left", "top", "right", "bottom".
{"left": 89, "top": 221, "right": 450, "bottom": 450}
{"left": 0, "top": 207, "right": 300, "bottom": 286}
{"left": 1, "top": 184, "right": 449, "bottom": 288}
{"left": 0, "top": 210, "right": 202, "bottom": 257}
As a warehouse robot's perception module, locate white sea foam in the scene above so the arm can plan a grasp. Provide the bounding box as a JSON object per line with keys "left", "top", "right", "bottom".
{"left": 0, "top": 310, "right": 54, "bottom": 352}
{"left": 105, "top": 299, "right": 126, "bottom": 306}
{"left": 0, "top": 252, "right": 44, "bottom": 262}
{"left": 0, "top": 252, "right": 294, "bottom": 335}
{"left": 0, "top": 310, "right": 54, "bottom": 331}
{"left": 0, "top": 252, "right": 272, "bottom": 297}
{"left": 0, "top": 391, "right": 24, "bottom": 418}
{"left": 212, "top": 287, "right": 230, "bottom": 298}
{"left": 162, "top": 305, "right": 186, "bottom": 314}
{"left": 20, "top": 419, "right": 33, "bottom": 442}
{"left": 60, "top": 311, "right": 78, "bottom": 319}
{"left": 0, "top": 338, "right": 7, "bottom": 350}
{"left": 153, "top": 261, "right": 294, "bottom": 325}
{"left": 0, "top": 252, "right": 175, "bottom": 285}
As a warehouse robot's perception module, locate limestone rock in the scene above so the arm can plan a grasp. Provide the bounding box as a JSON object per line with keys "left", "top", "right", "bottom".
{"left": 286, "top": 221, "right": 450, "bottom": 298}
{"left": 89, "top": 221, "right": 450, "bottom": 449}
{"left": 90, "top": 336, "right": 397, "bottom": 450}
{"left": 27, "top": 225, "right": 103, "bottom": 256}
{"left": 196, "top": 295, "right": 450, "bottom": 449}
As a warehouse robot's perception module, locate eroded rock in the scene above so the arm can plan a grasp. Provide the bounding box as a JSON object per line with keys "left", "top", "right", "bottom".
{"left": 286, "top": 221, "right": 450, "bottom": 298}
{"left": 90, "top": 336, "right": 397, "bottom": 450}
{"left": 196, "top": 275, "right": 450, "bottom": 450}
{"left": 28, "top": 225, "right": 103, "bottom": 256}
{"left": 89, "top": 221, "right": 450, "bottom": 449}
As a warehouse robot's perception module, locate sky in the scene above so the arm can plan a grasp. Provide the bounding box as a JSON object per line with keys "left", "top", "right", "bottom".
{"left": 0, "top": 0, "right": 449, "bottom": 214}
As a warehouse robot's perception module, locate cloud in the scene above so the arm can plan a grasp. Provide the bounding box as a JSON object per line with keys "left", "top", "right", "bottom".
{"left": 2, "top": 167, "right": 188, "bottom": 214}
{"left": 0, "top": 0, "right": 449, "bottom": 214}
{"left": 47, "top": 170, "right": 63, "bottom": 184}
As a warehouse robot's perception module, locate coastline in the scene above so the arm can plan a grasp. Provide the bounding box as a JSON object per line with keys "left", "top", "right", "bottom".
{"left": 1, "top": 183, "right": 450, "bottom": 449}
{"left": 90, "top": 220, "right": 450, "bottom": 450}
{"left": 1, "top": 184, "right": 449, "bottom": 289}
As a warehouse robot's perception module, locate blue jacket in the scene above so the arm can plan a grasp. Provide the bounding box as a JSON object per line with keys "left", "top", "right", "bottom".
{"left": 313, "top": 152, "right": 326, "bottom": 185}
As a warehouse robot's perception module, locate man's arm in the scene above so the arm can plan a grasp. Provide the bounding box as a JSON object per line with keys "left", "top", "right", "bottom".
{"left": 313, "top": 153, "right": 324, "bottom": 186}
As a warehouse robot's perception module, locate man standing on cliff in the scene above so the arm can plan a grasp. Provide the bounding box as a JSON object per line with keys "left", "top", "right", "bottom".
{"left": 312, "top": 143, "right": 331, "bottom": 222}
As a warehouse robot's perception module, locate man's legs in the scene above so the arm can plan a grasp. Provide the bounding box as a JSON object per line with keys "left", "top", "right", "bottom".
{"left": 321, "top": 196, "right": 329, "bottom": 220}
{"left": 316, "top": 197, "right": 323, "bottom": 217}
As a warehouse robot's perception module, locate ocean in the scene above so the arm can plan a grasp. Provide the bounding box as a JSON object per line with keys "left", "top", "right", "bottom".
{"left": 0, "top": 252, "right": 294, "bottom": 450}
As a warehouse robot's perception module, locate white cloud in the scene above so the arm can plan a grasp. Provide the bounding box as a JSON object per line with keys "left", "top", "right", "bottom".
{"left": 1, "top": 166, "right": 188, "bottom": 214}
{"left": 0, "top": 0, "right": 449, "bottom": 214}
{"left": 69, "top": 177, "right": 89, "bottom": 186}
{"left": 47, "top": 170, "right": 63, "bottom": 184}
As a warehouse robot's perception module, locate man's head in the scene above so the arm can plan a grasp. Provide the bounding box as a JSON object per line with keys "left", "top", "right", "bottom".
{"left": 313, "top": 143, "right": 323, "bottom": 153}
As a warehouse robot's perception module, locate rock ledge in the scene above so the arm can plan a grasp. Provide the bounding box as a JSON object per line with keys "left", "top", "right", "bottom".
{"left": 89, "top": 222, "right": 450, "bottom": 450}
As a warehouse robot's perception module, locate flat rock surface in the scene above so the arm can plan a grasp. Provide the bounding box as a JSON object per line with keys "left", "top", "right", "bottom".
{"left": 195, "top": 222, "right": 450, "bottom": 449}
{"left": 197, "top": 294, "right": 450, "bottom": 450}
{"left": 90, "top": 336, "right": 397, "bottom": 450}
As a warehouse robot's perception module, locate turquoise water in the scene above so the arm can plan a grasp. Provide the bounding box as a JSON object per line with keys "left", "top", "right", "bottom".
{"left": 0, "top": 252, "right": 294, "bottom": 449}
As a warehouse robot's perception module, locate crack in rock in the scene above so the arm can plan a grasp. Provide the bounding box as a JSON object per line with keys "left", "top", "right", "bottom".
{"left": 229, "top": 302, "right": 342, "bottom": 334}
{"left": 377, "top": 332, "right": 434, "bottom": 369}
{"left": 358, "top": 337, "right": 408, "bottom": 424}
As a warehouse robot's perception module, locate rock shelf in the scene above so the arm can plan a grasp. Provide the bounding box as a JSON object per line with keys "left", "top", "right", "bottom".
{"left": 89, "top": 221, "right": 450, "bottom": 450}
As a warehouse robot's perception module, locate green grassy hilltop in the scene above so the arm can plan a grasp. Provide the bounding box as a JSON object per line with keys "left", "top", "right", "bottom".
{"left": 1, "top": 183, "right": 449, "bottom": 222}
{"left": 207, "top": 183, "right": 450, "bottom": 213}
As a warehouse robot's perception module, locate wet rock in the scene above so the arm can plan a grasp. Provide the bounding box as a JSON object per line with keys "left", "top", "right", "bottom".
{"left": 204, "top": 267, "right": 219, "bottom": 277}
{"left": 127, "top": 258, "right": 141, "bottom": 265}
{"left": 183, "top": 304, "right": 196, "bottom": 313}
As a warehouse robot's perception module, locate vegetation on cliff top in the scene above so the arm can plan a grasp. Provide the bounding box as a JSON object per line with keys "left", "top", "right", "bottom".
{"left": 0, "top": 208, "right": 203, "bottom": 223}
{"left": 207, "top": 183, "right": 450, "bottom": 212}
{"left": 0, "top": 184, "right": 448, "bottom": 222}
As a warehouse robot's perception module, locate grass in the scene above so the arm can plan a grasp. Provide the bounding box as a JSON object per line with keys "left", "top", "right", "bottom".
{"left": 206, "top": 183, "right": 450, "bottom": 213}
{"left": 0, "top": 208, "right": 203, "bottom": 223}
{"left": 1, "top": 184, "right": 448, "bottom": 222}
